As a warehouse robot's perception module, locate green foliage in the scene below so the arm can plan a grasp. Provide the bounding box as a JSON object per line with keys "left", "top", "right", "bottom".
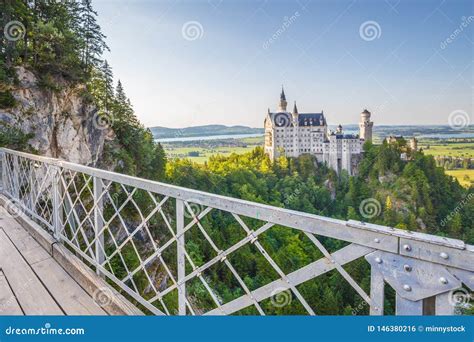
{"left": 0, "top": 124, "right": 34, "bottom": 151}
{"left": 1, "top": 0, "right": 108, "bottom": 84}
{"left": 0, "top": 91, "right": 16, "bottom": 108}
{"left": 161, "top": 143, "right": 473, "bottom": 314}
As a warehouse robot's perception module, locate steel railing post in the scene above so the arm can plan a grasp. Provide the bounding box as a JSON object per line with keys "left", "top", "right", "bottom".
{"left": 12, "top": 155, "right": 20, "bottom": 200}
{"left": 1, "top": 151, "right": 5, "bottom": 194}
{"left": 176, "top": 199, "right": 186, "bottom": 315}
{"left": 51, "top": 165, "right": 61, "bottom": 239}
{"left": 93, "top": 176, "right": 105, "bottom": 276}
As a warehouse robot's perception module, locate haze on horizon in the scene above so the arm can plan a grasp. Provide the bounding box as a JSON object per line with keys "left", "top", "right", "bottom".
{"left": 95, "top": 0, "right": 473, "bottom": 128}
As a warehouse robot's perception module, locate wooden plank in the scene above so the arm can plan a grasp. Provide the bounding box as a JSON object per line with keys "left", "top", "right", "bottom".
{"left": 0, "top": 229, "right": 63, "bottom": 315}
{"left": 0, "top": 271, "right": 23, "bottom": 315}
{"left": 52, "top": 243, "right": 144, "bottom": 315}
{"left": 31, "top": 258, "right": 107, "bottom": 315}
{"left": 0, "top": 216, "right": 51, "bottom": 265}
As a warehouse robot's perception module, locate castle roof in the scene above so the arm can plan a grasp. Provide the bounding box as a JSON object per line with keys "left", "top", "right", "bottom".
{"left": 329, "top": 132, "right": 359, "bottom": 140}
{"left": 298, "top": 113, "right": 326, "bottom": 126}
{"left": 268, "top": 112, "right": 326, "bottom": 127}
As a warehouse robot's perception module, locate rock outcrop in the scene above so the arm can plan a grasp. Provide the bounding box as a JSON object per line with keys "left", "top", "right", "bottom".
{"left": 0, "top": 67, "right": 112, "bottom": 165}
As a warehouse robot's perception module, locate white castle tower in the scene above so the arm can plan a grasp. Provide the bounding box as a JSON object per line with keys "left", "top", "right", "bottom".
{"left": 359, "top": 109, "right": 373, "bottom": 141}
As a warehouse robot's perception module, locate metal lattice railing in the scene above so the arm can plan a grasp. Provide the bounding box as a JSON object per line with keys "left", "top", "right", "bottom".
{"left": 1, "top": 148, "right": 473, "bottom": 315}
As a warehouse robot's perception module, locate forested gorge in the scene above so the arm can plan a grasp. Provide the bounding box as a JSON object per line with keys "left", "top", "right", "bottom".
{"left": 1, "top": 0, "right": 166, "bottom": 179}
{"left": 1, "top": 1, "right": 472, "bottom": 315}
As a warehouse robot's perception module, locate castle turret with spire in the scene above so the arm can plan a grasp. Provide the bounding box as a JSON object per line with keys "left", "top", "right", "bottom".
{"left": 278, "top": 86, "right": 288, "bottom": 112}
{"left": 264, "top": 87, "right": 374, "bottom": 175}
{"left": 292, "top": 101, "right": 298, "bottom": 122}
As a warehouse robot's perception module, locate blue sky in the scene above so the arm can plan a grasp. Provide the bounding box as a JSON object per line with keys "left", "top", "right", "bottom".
{"left": 95, "top": 0, "right": 473, "bottom": 128}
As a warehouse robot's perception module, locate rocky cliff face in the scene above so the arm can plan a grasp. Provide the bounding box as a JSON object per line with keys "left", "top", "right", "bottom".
{"left": 0, "top": 67, "right": 112, "bottom": 165}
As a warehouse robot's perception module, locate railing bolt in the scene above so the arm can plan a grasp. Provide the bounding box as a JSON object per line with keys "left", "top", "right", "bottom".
{"left": 375, "top": 257, "right": 382, "bottom": 264}
{"left": 439, "top": 277, "right": 448, "bottom": 285}
{"left": 403, "top": 264, "right": 412, "bottom": 272}
{"left": 374, "top": 238, "right": 380, "bottom": 243}
{"left": 403, "top": 244, "right": 412, "bottom": 252}
{"left": 440, "top": 252, "right": 449, "bottom": 260}
{"left": 403, "top": 284, "right": 412, "bottom": 292}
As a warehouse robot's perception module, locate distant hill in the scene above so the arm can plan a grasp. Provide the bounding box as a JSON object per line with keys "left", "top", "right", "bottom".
{"left": 150, "top": 124, "right": 473, "bottom": 140}
{"left": 150, "top": 125, "right": 264, "bottom": 139}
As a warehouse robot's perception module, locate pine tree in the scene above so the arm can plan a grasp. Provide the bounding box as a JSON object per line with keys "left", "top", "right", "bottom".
{"left": 79, "top": 0, "right": 108, "bottom": 75}
{"left": 100, "top": 60, "right": 114, "bottom": 111}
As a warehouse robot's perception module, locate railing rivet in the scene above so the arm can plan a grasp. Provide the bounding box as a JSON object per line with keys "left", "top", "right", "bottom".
{"left": 375, "top": 257, "right": 382, "bottom": 264}
{"left": 403, "top": 264, "right": 412, "bottom": 272}
{"left": 440, "top": 252, "right": 449, "bottom": 260}
{"left": 374, "top": 238, "right": 380, "bottom": 243}
{"left": 403, "top": 284, "right": 412, "bottom": 292}
{"left": 403, "top": 244, "right": 412, "bottom": 252}
{"left": 439, "top": 277, "right": 448, "bottom": 285}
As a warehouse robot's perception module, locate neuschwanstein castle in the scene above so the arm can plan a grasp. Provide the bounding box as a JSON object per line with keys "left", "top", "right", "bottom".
{"left": 264, "top": 88, "right": 374, "bottom": 176}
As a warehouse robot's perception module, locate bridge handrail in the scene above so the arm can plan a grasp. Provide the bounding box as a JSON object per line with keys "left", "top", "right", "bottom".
{"left": 1, "top": 147, "right": 472, "bottom": 316}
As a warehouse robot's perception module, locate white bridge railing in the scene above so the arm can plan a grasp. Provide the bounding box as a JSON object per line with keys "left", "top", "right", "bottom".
{"left": 0, "top": 147, "right": 473, "bottom": 315}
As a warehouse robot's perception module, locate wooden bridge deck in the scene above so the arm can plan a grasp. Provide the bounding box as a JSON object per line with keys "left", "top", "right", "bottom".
{"left": 0, "top": 206, "right": 107, "bottom": 316}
